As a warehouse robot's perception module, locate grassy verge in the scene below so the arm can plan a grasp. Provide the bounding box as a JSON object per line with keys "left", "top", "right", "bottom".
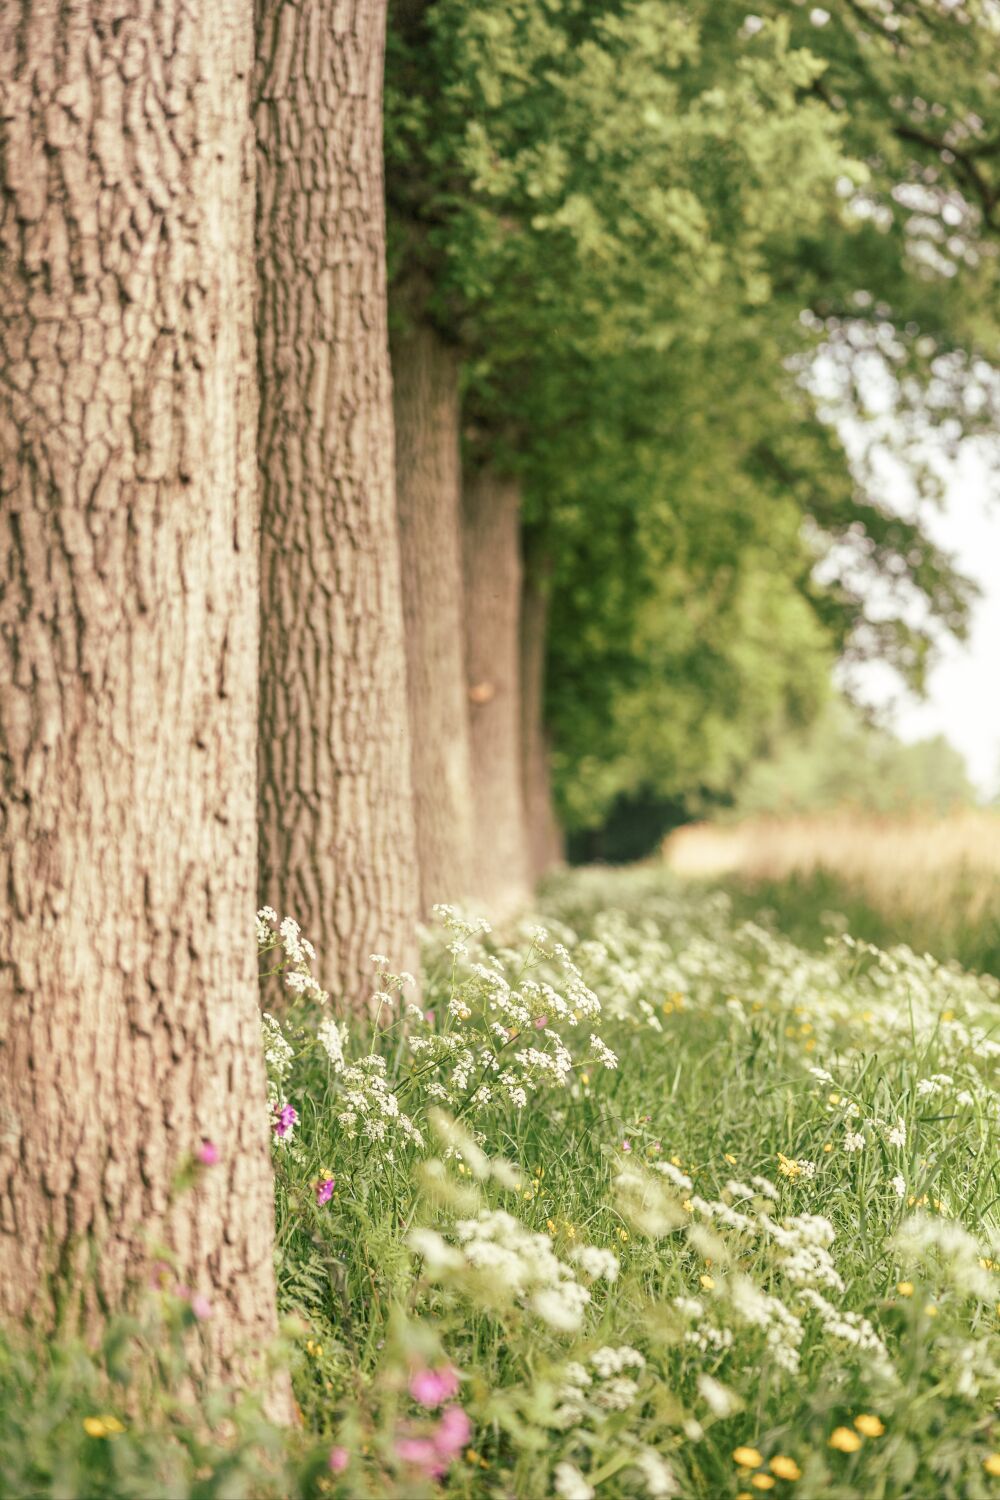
{"left": 6, "top": 867, "right": 1000, "bottom": 1498}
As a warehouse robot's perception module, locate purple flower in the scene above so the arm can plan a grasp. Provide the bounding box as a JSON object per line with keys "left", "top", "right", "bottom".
{"left": 409, "top": 1365, "right": 460, "bottom": 1408}
{"left": 328, "top": 1446, "right": 349, "bottom": 1473}
{"left": 273, "top": 1104, "right": 297, "bottom": 1137}
{"left": 315, "top": 1176, "right": 335, "bottom": 1206}
{"left": 197, "top": 1141, "right": 220, "bottom": 1166}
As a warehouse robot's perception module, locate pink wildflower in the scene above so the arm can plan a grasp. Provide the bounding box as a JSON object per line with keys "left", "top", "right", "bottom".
{"left": 190, "top": 1294, "right": 213, "bottom": 1320}
{"left": 435, "top": 1406, "right": 472, "bottom": 1456}
{"left": 395, "top": 1406, "right": 471, "bottom": 1479}
{"left": 197, "top": 1141, "right": 220, "bottom": 1166}
{"left": 273, "top": 1103, "right": 297, "bottom": 1137}
{"left": 328, "top": 1447, "right": 349, "bottom": 1473}
{"left": 409, "top": 1365, "right": 460, "bottom": 1408}
{"left": 315, "top": 1176, "right": 335, "bottom": 1206}
{"left": 534, "top": 1014, "right": 548, "bottom": 1029}
{"left": 622, "top": 1139, "right": 632, "bottom": 1153}
{"left": 395, "top": 1436, "right": 445, "bottom": 1479}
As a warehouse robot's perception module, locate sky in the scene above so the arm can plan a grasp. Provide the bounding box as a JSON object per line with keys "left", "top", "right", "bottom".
{"left": 848, "top": 439, "right": 1000, "bottom": 799}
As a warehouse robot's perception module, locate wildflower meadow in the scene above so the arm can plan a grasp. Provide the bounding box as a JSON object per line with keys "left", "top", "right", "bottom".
{"left": 6, "top": 866, "right": 1000, "bottom": 1499}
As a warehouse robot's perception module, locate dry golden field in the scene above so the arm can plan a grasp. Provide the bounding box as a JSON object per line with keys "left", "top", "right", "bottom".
{"left": 664, "top": 811, "right": 1000, "bottom": 969}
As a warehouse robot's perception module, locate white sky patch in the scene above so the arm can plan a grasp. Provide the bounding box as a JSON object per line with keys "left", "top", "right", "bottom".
{"left": 840, "top": 439, "right": 1000, "bottom": 798}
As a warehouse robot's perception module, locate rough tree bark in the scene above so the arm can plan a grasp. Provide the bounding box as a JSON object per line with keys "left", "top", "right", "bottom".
{"left": 391, "top": 317, "right": 475, "bottom": 911}
{"left": 255, "top": 0, "right": 420, "bottom": 1009}
{"left": 0, "top": 0, "right": 286, "bottom": 1396}
{"left": 462, "top": 466, "right": 532, "bottom": 915}
{"left": 520, "top": 552, "right": 565, "bottom": 882}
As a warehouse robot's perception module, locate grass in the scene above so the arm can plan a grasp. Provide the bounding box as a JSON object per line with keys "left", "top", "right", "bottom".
{"left": 6, "top": 865, "right": 1000, "bottom": 1498}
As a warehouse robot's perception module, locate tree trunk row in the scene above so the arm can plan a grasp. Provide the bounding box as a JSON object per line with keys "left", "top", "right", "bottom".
{"left": 0, "top": 0, "right": 560, "bottom": 1378}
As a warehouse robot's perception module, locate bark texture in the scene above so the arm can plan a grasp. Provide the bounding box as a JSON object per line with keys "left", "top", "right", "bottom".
{"left": 0, "top": 0, "right": 285, "bottom": 1390}
{"left": 462, "top": 467, "right": 532, "bottom": 915}
{"left": 255, "top": 0, "right": 420, "bottom": 1008}
{"left": 521, "top": 555, "right": 565, "bottom": 882}
{"left": 392, "top": 319, "right": 475, "bottom": 911}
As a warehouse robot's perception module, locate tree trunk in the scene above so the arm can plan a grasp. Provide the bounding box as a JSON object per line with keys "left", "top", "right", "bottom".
{"left": 462, "top": 467, "right": 532, "bottom": 915}
{"left": 255, "top": 0, "right": 420, "bottom": 1007}
{"left": 0, "top": 0, "right": 286, "bottom": 1397}
{"left": 391, "top": 318, "right": 475, "bottom": 911}
{"left": 521, "top": 553, "right": 565, "bottom": 882}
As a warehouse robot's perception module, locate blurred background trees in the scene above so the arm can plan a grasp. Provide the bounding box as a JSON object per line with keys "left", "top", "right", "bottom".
{"left": 385, "top": 0, "right": 998, "bottom": 875}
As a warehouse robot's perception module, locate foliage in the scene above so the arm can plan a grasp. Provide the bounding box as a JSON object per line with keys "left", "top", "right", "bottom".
{"left": 386, "top": 0, "right": 996, "bottom": 827}
{"left": 0, "top": 1283, "right": 315, "bottom": 1499}
{"left": 729, "top": 698, "right": 977, "bottom": 818}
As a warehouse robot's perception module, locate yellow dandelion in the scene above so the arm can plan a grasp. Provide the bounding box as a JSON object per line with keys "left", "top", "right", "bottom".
{"left": 822, "top": 1142, "right": 833, "bottom": 1153}
{"left": 941, "top": 1009, "right": 955, "bottom": 1022}
{"left": 100, "top": 1415, "right": 125, "bottom": 1435}
{"left": 804, "top": 1039, "right": 816, "bottom": 1051}
{"left": 670, "top": 1155, "right": 683, "bottom": 1167}
{"left": 897, "top": 1281, "right": 914, "bottom": 1297}
{"left": 724, "top": 1153, "right": 737, "bottom": 1165}
{"left": 854, "top": 1415, "right": 884, "bottom": 1438}
{"left": 984, "top": 1454, "right": 1000, "bottom": 1477}
{"left": 699, "top": 1274, "right": 715, "bottom": 1290}
{"left": 83, "top": 1418, "right": 108, "bottom": 1438}
{"left": 925, "top": 1303, "right": 938, "bottom": 1317}
{"left": 752, "top": 1477, "right": 776, "bottom": 1491}
{"left": 733, "top": 1446, "right": 764, "bottom": 1468}
{"left": 769, "top": 1455, "right": 801, "bottom": 1480}
{"left": 829, "top": 1427, "right": 862, "bottom": 1453}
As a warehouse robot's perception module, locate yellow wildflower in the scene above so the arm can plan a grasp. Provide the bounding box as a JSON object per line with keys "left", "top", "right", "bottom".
{"left": 777, "top": 1153, "right": 801, "bottom": 1179}
{"left": 733, "top": 1446, "right": 764, "bottom": 1468}
{"left": 724, "top": 1153, "right": 737, "bottom": 1165}
{"left": 984, "top": 1454, "right": 1000, "bottom": 1476}
{"left": 854, "top": 1415, "right": 884, "bottom": 1438}
{"left": 83, "top": 1418, "right": 107, "bottom": 1438}
{"left": 829, "top": 1427, "right": 862, "bottom": 1453}
{"left": 700, "top": 1274, "right": 715, "bottom": 1290}
{"left": 769, "top": 1455, "right": 801, "bottom": 1480}
{"left": 897, "top": 1281, "right": 914, "bottom": 1297}
{"left": 925, "top": 1303, "right": 938, "bottom": 1317}
{"left": 617, "top": 1227, "right": 629, "bottom": 1243}
{"left": 101, "top": 1416, "right": 125, "bottom": 1434}
{"left": 752, "top": 1477, "right": 776, "bottom": 1491}
{"left": 822, "top": 1143, "right": 833, "bottom": 1153}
